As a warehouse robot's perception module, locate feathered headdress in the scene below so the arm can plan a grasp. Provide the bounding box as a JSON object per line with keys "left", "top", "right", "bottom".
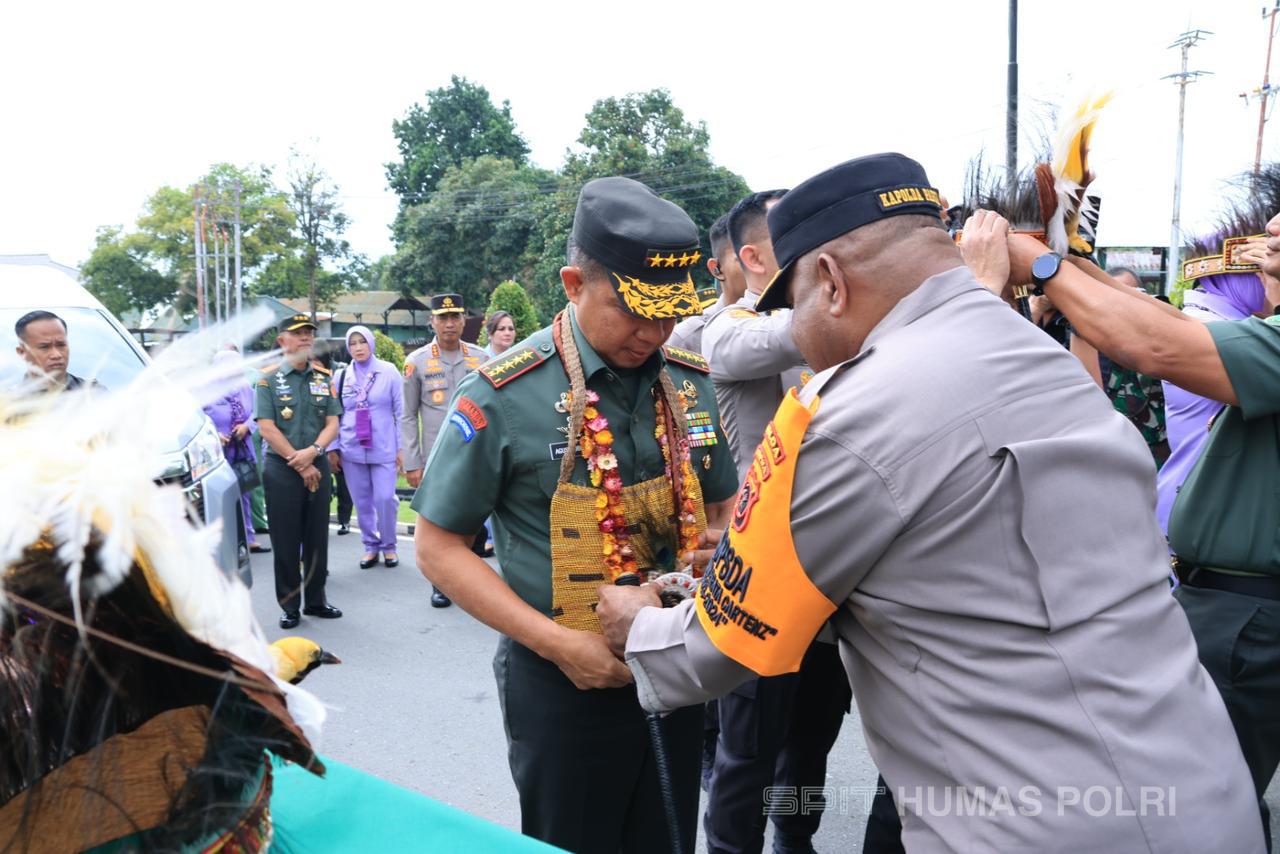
{"left": 0, "top": 311, "right": 327, "bottom": 852}
{"left": 1035, "top": 93, "right": 1112, "bottom": 256}
{"left": 1178, "top": 162, "right": 1280, "bottom": 283}
{"left": 959, "top": 94, "right": 1111, "bottom": 257}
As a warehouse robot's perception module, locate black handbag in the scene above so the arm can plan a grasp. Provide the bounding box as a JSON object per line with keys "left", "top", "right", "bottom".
{"left": 230, "top": 439, "right": 261, "bottom": 492}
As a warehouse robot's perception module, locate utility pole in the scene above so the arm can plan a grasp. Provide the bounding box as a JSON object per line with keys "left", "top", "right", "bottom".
{"left": 233, "top": 180, "right": 243, "bottom": 316}
{"left": 222, "top": 224, "right": 231, "bottom": 322}
{"left": 1007, "top": 0, "right": 1019, "bottom": 194}
{"left": 194, "top": 185, "right": 207, "bottom": 329}
{"left": 1243, "top": 3, "right": 1280, "bottom": 176}
{"left": 211, "top": 203, "right": 222, "bottom": 325}
{"left": 1163, "top": 29, "right": 1212, "bottom": 297}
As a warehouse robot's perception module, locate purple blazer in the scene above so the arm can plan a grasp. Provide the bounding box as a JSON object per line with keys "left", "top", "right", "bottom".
{"left": 203, "top": 383, "right": 257, "bottom": 465}
{"left": 332, "top": 358, "right": 403, "bottom": 465}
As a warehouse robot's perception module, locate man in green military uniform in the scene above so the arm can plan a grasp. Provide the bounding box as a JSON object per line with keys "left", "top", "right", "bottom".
{"left": 256, "top": 314, "right": 344, "bottom": 630}
{"left": 413, "top": 177, "right": 738, "bottom": 853}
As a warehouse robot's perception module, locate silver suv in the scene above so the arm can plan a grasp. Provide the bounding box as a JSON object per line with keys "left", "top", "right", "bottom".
{"left": 1, "top": 255, "right": 251, "bottom": 585}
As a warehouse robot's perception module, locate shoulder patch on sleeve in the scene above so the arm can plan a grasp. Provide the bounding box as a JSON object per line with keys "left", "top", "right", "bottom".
{"left": 455, "top": 395, "right": 489, "bottom": 429}
{"left": 403, "top": 362, "right": 415, "bottom": 378}
{"left": 480, "top": 346, "right": 548, "bottom": 388}
{"left": 663, "top": 345, "right": 710, "bottom": 373}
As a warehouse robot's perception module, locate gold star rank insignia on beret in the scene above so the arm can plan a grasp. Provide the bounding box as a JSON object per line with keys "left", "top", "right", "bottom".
{"left": 644, "top": 249, "right": 702, "bottom": 269}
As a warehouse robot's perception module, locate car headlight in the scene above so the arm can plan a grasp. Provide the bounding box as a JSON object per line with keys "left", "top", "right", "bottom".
{"left": 184, "top": 417, "right": 225, "bottom": 482}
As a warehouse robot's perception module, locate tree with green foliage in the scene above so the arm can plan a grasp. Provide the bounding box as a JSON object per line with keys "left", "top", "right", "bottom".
{"left": 389, "top": 155, "right": 554, "bottom": 305}
{"left": 81, "top": 163, "right": 296, "bottom": 317}
{"left": 284, "top": 148, "right": 361, "bottom": 320}
{"left": 373, "top": 329, "right": 405, "bottom": 374}
{"left": 478, "top": 280, "right": 540, "bottom": 346}
{"left": 386, "top": 76, "right": 530, "bottom": 209}
{"left": 81, "top": 227, "right": 177, "bottom": 317}
{"left": 525, "top": 89, "right": 749, "bottom": 320}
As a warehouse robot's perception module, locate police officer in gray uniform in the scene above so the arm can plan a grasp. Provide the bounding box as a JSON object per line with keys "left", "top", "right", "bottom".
{"left": 703, "top": 191, "right": 809, "bottom": 479}
{"left": 666, "top": 215, "right": 745, "bottom": 356}
{"left": 597, "top": 154, "right": 1264, "bottom": 853}
{"left": 401, "top": 292, "right": 486, "bottom": 607}
{"left": 698, "top": 189, "right": 850, "bottom": 854}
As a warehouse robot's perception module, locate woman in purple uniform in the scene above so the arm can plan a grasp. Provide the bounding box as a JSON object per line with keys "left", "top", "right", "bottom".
{"left": 328, "top": 326, "right": 404, "bottom": 569}
{"left": 203, "top": 349, "right": 269, "bottom": 553}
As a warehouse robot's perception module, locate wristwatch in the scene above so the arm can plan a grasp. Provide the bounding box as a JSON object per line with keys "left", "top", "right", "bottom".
{"left": 1030, "top": 252, "right": 1063, "bottom": 295}
{"left": 312, "top": 444, "right": 326, "bottom": 456}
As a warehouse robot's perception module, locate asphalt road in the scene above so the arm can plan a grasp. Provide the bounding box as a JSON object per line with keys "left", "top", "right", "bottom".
{"left": 247, "top": 522, "right": 1280, "bottom": 852}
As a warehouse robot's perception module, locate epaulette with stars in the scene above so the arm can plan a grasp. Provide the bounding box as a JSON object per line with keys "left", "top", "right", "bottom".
{"left": 479, "top": 345, "right": 549, "bottom": 388}
{"left": 662, "top": 345, "right": 709, "bottom": 373}
{"left": 309, "top": 361, "right": 331, "bottom": 375}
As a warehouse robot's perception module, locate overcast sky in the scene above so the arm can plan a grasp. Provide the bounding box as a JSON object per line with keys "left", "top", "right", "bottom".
{"left": 2, "top": 0, "right": 1275, "bottom": 273}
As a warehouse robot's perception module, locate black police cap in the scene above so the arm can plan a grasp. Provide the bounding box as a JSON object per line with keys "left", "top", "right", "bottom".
{"left": 572, "top": 176, "right": 702, "bottom": 319}
{"left": 430, "top": 293, "right": 466, "bottom": 314}
{"left": 756, "top": 153, "right": 943, "bottom": 312}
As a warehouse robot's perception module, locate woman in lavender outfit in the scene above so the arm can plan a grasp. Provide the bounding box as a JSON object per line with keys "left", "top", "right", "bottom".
{"left": 328, "top": 326, "right": 404, "bottom": 569}
{"left": 203, "top": 349, "right": 269, "bottom": 554}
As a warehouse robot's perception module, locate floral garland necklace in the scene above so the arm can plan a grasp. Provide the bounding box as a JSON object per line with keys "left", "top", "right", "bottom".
{"left": 570, "top": 390, "right": 701, "bottom": 580}
{"left": 554, "top": 311, "right": 702, "bottom": 582}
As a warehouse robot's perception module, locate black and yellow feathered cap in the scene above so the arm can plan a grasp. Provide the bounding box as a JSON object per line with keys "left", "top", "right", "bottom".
{"left": 572, "top": 177, "right": 703, "bottom": 320}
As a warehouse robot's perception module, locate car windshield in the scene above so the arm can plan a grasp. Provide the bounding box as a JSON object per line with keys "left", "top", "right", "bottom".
{"left": 2, "top": 307, "right": 147, "bottom": 391}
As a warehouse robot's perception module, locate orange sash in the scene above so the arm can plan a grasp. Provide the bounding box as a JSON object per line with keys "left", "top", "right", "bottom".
{"left": 695, "top": 389, "right": 836, "bottom": 675}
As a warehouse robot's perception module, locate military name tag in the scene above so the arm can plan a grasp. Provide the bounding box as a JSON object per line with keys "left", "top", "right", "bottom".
{"left": 549, "top": 441, "right": 569, "bottom": 460}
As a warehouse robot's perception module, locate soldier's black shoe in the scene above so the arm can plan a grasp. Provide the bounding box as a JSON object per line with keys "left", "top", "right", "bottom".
{"left": 337, "top": 524, "right": 350, "bottom": 536}
{"left": 303, "top": 603, "right": 343, "bottom": 619}
{"left": 279, "top": 610, "right": 300, "bottom": 629}
{"left": 430, "top": 587, "right": 452, "bottom": 608}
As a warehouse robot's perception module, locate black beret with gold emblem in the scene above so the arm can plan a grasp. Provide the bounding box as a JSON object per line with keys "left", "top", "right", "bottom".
{"left": 279, "top": 313, "right": 318, "bottom": 332}
{"left": 572, "top": 176, "right": 702, "bottom": 319}
{"left": 430, "top": 293, "right": 466, "bottom": 314}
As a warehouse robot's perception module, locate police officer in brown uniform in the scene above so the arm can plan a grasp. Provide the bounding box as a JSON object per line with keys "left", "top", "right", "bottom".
{"left": 401, "top": 293, "right": 486, "bottom": 607}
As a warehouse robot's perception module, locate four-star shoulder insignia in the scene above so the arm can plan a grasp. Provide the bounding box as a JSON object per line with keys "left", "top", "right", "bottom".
{"left": 663, "top": 345, "right": 710, "bottom": 373}
{"left": 480, "top": 346, "right": 548, "bottom": 388}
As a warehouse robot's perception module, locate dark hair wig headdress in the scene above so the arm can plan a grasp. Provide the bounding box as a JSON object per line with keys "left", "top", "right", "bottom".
{"left": 0, "top": 309, "right": 325, "bottom": 853}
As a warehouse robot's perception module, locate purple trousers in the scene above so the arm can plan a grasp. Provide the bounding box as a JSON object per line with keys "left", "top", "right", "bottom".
{"left": 343, "top": 459, "right": 399, "bottom": 553}
{"left": 239, "top": 492, "right": 256, "bottom": 546}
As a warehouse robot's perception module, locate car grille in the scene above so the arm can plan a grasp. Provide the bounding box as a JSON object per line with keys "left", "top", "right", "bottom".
{"left": 157, "top": 471, "right": 205, "bottom": 523}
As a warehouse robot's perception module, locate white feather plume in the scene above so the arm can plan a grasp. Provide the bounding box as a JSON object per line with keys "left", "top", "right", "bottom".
{"left": 0, "top": 307, "right": 326, "bottom": 743}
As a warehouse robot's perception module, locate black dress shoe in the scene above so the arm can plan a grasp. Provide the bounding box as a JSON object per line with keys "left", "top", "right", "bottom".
{"left": 302, "top": 603, "right": 343, "bottom": 619}
{"left": 360, "top": 555, "right": 379, "bottom": 570}
{"left": 279, "top": 610, "right": 300, "bottom": 629}
{"left": 383, "top": 554, "right": 399, "bottom": 568}
{"left": 430, "top": 587, "right": 452, "bottom": 608}
{"left": 337, "top": 524, "right": 350, "bottom": 535}
{"left": 250, "top": 543, "right": 272, "bottom": 554}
